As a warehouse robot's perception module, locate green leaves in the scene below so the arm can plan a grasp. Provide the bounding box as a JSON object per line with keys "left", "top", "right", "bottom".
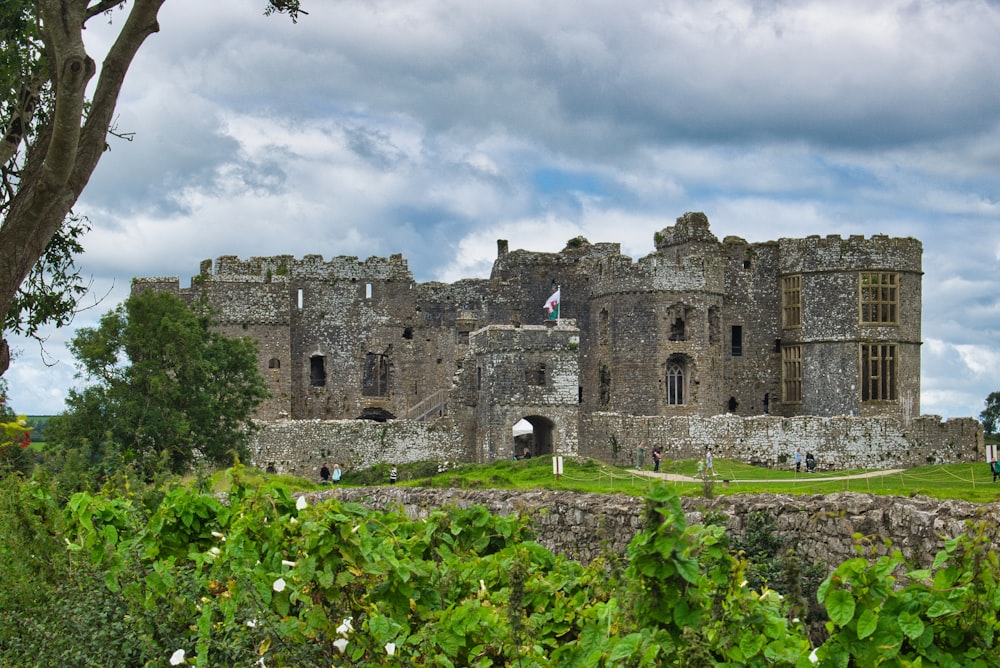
{"left": 51, "top": 290, "right": 267, "bottom": 479}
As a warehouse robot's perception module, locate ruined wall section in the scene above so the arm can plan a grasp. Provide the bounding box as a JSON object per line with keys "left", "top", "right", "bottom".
{"left": 720, "top": 238, "right": 782, "bottom": 417}
{"left": 470, "top": 323, "right": 581, "bottom": 462}
{"left": 250, "top": 417, "right": 470, "bottom": 479}
{"left": 578, "top": 413, "right": 981, "bottom": 470}
{"left": 779, "top": 235, "right": 923, "bottom": 419}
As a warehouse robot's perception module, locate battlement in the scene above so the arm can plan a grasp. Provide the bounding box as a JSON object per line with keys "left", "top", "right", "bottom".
{"left": 470, "top": 322, "right": 581, "bottom": 354}
{"left": 205, "top": 253, "right": 414, "bottom": 283}
{"left": 779, "top": 233, "right": 922, "bottom": 274}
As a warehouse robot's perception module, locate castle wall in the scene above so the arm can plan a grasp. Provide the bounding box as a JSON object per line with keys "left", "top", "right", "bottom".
{"left": 250, "top": 418, "right": 471, "bottom": 479}
{"left": 779, "top": 234, "right": 923, "bottom": 419}
{"left": 720, "top": 238, "right": 782, "bottom": 416}
{"left": 578, "top": 413, "right": 982, "bottom": 470}
{"left": 250, "top": 412, "right": 982, "bottom": 481}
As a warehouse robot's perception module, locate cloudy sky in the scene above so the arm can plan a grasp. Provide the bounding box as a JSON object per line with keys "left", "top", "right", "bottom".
{"left": 5, "top": 0, "right": 1000, "bottom": 420}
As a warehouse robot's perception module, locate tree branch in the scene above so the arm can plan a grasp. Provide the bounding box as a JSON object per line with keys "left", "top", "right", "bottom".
{"left": 73, "top": 0, "right": 165, "bottom": 198}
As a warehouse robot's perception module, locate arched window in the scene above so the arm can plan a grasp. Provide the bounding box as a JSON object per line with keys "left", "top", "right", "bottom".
{"left": 268, "top": 358, "right": 281, "bottom": 369}
{"left": 666, "top": 361, "right": 684, "bottom": 405}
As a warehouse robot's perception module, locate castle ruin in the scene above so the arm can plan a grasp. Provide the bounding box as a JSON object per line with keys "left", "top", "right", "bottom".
{"left": 133, "top": 212, "right": 981, "bottom": 476}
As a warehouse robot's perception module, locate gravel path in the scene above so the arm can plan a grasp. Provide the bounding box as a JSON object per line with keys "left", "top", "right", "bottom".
{"left": 634, "top": 468, "right": 907, "bottom": 483}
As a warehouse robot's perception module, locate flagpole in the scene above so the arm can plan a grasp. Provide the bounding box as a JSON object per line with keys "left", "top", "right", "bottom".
{"left": 556, "top": 284, "right": 561, "bottom": 325}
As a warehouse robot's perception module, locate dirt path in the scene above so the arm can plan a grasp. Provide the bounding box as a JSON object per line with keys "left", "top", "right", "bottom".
{"left": 633, "top": 468, "right": 907, "bottom": 483}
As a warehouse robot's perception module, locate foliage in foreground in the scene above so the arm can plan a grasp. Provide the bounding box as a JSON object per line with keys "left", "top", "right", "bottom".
{"left": 2, "top": 470, "right": 999, "bottom": 667}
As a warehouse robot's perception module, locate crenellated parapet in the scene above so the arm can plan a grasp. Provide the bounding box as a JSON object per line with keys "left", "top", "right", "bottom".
{"left": 779, "top": 234, "right": 922, "bottom": 274}
{"left": 205, "top": 253, "right": 414, "bottom": 283}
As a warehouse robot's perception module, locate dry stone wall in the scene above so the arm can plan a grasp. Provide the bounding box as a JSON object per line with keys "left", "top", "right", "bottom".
{"left": 303, "top": 486, "right": 1000, "bottom": 572}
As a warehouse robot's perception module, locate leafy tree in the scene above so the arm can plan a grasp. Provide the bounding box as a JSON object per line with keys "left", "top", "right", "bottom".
{"left": 0, "top": 0, "right": 305, "bottom": 377}
{"left": 980, "top": 391, "right": 1000, "bottom": 435}
{"left": 49, "top": 289, "right": 268, "bottom": 477}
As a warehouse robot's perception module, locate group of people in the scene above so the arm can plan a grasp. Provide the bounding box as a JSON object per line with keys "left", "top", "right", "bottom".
{"left": 644, "top": 443, "right": 717, "bottom": 477}
{"left": 319, "top": 463, "right": 343, "bottom": 484}
{"left": 793, "top": 447, "right": 817, "bottom": 473}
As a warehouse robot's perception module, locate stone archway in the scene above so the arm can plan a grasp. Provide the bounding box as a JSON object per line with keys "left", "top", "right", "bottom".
{"left": 512, "top": 415, "right": 555, "bottom": 459}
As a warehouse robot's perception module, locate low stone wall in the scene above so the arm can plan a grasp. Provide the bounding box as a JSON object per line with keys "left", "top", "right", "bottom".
{"left": 251, "top": 419, "right": 470, "bottom": 480}
{"left": 250, "top": 413, "right": 983, "bottom": 479}
{"left": 302, "top": 487, "right": 1000, "bottom": 573}
{"left": 580, "top": 414, "right": 983, "bottom": 470}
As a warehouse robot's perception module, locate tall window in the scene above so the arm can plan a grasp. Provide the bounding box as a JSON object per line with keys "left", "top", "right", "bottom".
{"left": 860, "top": 272, "right": 898, "bottom": 324}
{"left": 782, "top": 345, "right": 802, "bottom": 403}
{"left": 861, "top": 344, "right": 896, "bottom": 402}
{"left": 782, "top": 275, "right": 801, "bottom": 328}
{"left": 731, "top": 325, "right": 743, "bottom": 357}
{"left": 310, "top": 355, "right": 326, "bottom": 387}
{"left": 599, "top": 365, "right": 611, "bottom": 408}
{"left": 666, "top": 361, "right": 685, "bottom": 405}
{"left": 362, "top": 352, "right": 389, "bottom": 397}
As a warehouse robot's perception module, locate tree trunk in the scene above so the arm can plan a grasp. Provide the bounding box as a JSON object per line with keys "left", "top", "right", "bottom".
{"left": 0, "top": 0, "right": 166, "bottom": 376}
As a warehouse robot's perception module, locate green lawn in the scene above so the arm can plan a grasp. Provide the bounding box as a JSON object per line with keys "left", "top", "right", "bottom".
{"left": 329, "top": 456, "right": 1000, "bottom": 504}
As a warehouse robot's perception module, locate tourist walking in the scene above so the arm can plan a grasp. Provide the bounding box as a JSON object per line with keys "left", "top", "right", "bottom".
{"left": 320, "top": 463, "right": 331, "bottom": 484}
{"left": 389, "top": 465, "right": 398, "bottom": 485}
{"left": 652, "top": 446, "right": 661, "bottom": 472}
{"left": 794, "top": 447, "right": 802, "bottom": 473}
{"left": 332, "top": 463, "right": 342, "bottom": 484}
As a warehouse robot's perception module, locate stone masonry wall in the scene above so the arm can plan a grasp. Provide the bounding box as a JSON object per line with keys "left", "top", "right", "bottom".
{"left": 252, "top": 412, "right": 982, "bottom": 480}
{"left": 304, "top": 486, "right": 1000, "bottom": 573}
{"left": 579, "top": 413, "right": 982, "bottom": 469}
{"left": 251, "top": 419, "right": 472, "bottom": 479}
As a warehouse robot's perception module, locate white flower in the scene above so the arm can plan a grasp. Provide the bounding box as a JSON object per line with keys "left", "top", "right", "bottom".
{"left": 281, "top": 559, "right": 297, "bottom": 568}
{"left": 296, "top": 496, "right": 308, "bottom": 511}
{"left": 210, "top": 547, "right": 221, "bottom": 556}
{"left": 336, "top": 618, "right": 353, "bottom": 635}
{"left": 333, "top": 638, "right": 348, "bottom": 654}
{"left": 480, "top": 579, "right": 486, "bottom": 592}
{"left": 809, "top": 648, "right": 819, "bottom": 664}
{"left": 169, "top": 648, "right": 186, "bottom": 665}
{"left": 351, "top": 524, "right": 360, "bottom": 533}
{"left": 211, "top": 531, "right": 224, "bottom": 539}
{"left": 289, "top": 517, "right": 298, "bottom": 525}
{"left": 273, "top": 578, "right": 286, "bottom": 592}
{"left": 385, "top": 642, "right": 396, "bottom": 656}
{"left": 246, "top": 619, "right": 258, "bottom": 628}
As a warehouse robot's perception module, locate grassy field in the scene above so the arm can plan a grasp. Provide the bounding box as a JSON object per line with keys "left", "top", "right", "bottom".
{"left": 306, "top": 455, "right": 1000, "bottom": 504}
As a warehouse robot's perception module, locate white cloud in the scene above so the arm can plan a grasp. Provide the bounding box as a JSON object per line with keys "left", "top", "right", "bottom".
{"left": 6, "top": 0, "right": 1000, "bottom": 421}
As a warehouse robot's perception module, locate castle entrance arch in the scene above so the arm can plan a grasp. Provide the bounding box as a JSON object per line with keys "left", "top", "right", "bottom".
{"left": 512, "top": 415, "right": 555, "bottom": 459}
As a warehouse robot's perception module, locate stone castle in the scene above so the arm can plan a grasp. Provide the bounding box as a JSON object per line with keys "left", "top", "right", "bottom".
{"left": 134, "top": 212, "right": 981, "bottom": 475}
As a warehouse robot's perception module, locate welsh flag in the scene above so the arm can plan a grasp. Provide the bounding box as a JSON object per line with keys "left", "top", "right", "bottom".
{"left": 544, "top": 288, "right": 561, "bottom": 320}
